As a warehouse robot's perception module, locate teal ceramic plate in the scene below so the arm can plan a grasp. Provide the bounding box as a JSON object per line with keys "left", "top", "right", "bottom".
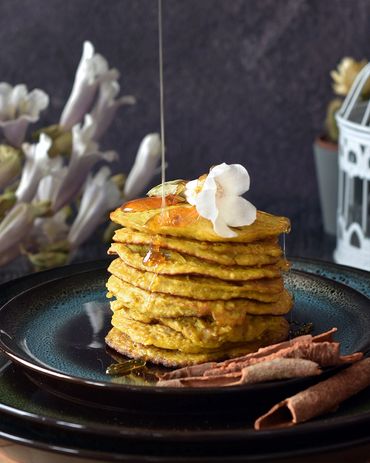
{"left": 0, "top": 261, "right": 369, "bottom": 399}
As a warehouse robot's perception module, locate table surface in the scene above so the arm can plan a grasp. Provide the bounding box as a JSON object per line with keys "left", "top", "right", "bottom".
{"left": 0, "top": 204, "right": 369, "bottom": 463}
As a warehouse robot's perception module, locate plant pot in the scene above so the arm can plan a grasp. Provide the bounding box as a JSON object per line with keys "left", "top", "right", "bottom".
{"left": 313, "top": 137, "right": 338, "bottom": 236}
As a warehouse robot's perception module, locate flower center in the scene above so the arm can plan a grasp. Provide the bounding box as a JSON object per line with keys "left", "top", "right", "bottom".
{"left": 215, "top": 179, "right": 224, "bottom": 198}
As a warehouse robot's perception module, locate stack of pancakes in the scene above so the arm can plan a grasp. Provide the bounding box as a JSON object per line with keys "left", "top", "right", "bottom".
{"left": 106, "top": 198, "right": 293, "bottom": 367}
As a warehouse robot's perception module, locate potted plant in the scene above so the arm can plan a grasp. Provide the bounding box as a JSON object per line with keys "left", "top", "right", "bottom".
{"left": 314, "top": 57, "right": 370, "bottom": 235}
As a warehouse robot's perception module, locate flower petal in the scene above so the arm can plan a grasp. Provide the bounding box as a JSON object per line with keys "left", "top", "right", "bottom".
{"left": 53, "top": 115, "right": 117, "bottom": 211}
{"left": 213, "top": 215, "right": 237, "bottom": 238}
{"left": 16, "top": 134, "right": 53, "bottom": 202}
{"left": 26, "top": 89, "right": 49, "bottom": 118}
{"left": 123, "top": 134, "right": 161, "bottom": 200}
{"left": 1, "top": 119, "right": 29, "bottom": 147}
{"left": 217, "top": 196, "right": 256, "bottom": 227}
{"left": 210, "top": 163, "right": 250, "bottom": 196}
{"left": 90, "top": 78, "right": 135, "bottom": 141}
{"left": 194, "top": 175, "right": 218, "bottom": 222}
{"left": 0, "top": 203, "right": 34, "bottom": 254}
{"left": 68, "top": 167, "right": 121, "bottom": 248}
{"left": 184, "top": 179, "right": 199, "bottom": 205}
{"left": 59, "top": 41, "right": 120, "bottom": 130}
{"left": 0, "top": 83, "right": 48, "bottom": 146}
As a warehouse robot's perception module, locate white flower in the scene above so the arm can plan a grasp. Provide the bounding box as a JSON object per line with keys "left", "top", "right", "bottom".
{"left": 31, "top": 164, "right": 70, "bottom": 249}
{"left": 68, "top": 166, "right": 121, "bottom": 249}
{"left": 16, "top": 134, "right": 59, "bottom": 202}
{"left": 90, "top": 80, "right": 136, "bottom": 141}
{"left": 0, "top": 83, "right": 49, "bottom": 147}
{"left": 0, "top": 202, "right": 46, "bottom": 255}
{"left": 60, "top": 41, "right": 119, "bottom": 131}
{"left": 52, "top": 115, "right": 117, "bottom": 212}
{"left": 185, "top": 163, "right": 256, "bottom": 238}
{"left": 33, "top": 208, "right": 70, "bottom": 247}
{"left": 0, "top": 145, "right": 22, "bottom": 190}
{"left": 35, "top": 166, "right": 68, "bottom": 205}
{"left": 124, "top": 133, "right": 162, "bottom": 200}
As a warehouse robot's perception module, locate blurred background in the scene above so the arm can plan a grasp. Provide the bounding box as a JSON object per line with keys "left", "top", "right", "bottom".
{"left": 1, "top": 0, "right": 370, "bottom": 267}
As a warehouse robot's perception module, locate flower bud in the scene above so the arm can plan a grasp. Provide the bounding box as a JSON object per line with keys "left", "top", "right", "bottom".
{"left": 0, "top": 145, "right": 22, "bottom": 190}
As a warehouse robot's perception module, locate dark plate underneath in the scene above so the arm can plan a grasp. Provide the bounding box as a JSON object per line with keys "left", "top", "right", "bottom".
{"left": 1, "top": 358, "right": 370, "bottom": 445}
{"left": 2, "top": 386, "right": 370, "bottom": 463}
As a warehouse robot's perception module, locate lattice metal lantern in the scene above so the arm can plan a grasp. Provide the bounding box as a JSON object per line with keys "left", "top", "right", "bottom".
{"left": 334, "top": 63, "right": 370, "bottom": 271}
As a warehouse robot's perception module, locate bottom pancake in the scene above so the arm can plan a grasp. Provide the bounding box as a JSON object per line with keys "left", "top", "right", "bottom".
{"left": 111, "top": 309, "right": 289, "bottom": 353}
{"left": 105, "top": 325, "right": 289, "bottom": 367}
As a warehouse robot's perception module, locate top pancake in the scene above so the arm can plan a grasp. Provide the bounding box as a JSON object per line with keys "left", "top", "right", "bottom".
{"left": 110, "top": 205, "right": 290, "bottom": 243}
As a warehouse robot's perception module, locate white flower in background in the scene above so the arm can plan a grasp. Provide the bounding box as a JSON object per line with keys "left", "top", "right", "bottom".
{"left": 185, "top": 163, "right": 256, "bottom": 238}
{"left": 35, "top": 166, "right": 68, "bottom": 205}
{"left": 124, "top": 133, "right": 161, "bottom": 201}
{"left": 0, "top": 83, "right": 49, "bottom": 147}
{"left": 35, "top": 171, "right": 70, "bottom": 245}
{"left": 16, "top": 134, "right": 60, "bottom": 203}
{"left": 33, "top": 208, "right": 70, "bottom": 247}
{"left": 52, "top": 115, "right": 117, "bottom": 212}
{"left": 90, "top": 80, "right": 136, "bottom": 141}
{"left": 68, "top": 166, "right": 121, "bottom": 249}
{"left": 0, "top": 202, "right": 49, "bottom": 255}
{"left": 60, "top": 41, "right": 119, "bottom": 131}
{"left": 0, "top": 144, "right": 22, "bottom": 190}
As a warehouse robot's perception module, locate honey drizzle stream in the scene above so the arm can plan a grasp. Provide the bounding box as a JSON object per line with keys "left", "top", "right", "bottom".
{"left": 158, "top": 0, "right": 166, "bottom": 210}
{"left": 140, "top": 0, "right": 168, "bottom": 308}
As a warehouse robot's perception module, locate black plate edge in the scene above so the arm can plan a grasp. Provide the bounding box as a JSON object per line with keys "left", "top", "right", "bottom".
{"left": 2, "top": 416, "right": 370, "bottom": 463}
{"left": 3, "top": 378, "right": 370, "bottom": 444}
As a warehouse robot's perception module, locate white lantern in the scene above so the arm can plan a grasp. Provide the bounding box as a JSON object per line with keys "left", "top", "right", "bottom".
{"left": 334, "top": 63, "right": 370, "bottom": 271}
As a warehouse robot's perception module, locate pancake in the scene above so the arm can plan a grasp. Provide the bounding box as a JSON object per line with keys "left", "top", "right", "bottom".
{"left": 108, "top": 258, "right": 284, "bottom": 301}
{"left": 106, "top": 327, "right": 290, "bottom": 367}
{"left": 110, "top": 206, "right": 291, "bottom": 243}
{"left": 108, "top": 243, "right": 289, "bottom": 281}
{"left": 112, "top": 309, "right": 289, "bottom": 352}
{"left": 106, "top": 275, "right": 293, "bottom": 322}
{"left": 113, "top": 228, "right": 282, "bottom": 266}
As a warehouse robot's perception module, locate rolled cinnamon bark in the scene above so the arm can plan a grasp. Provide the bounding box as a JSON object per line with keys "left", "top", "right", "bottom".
{"left": 157, "top": 358, "right": 321, "bottom": 388}
{"left": 238, "top": 358, "right": 321, "bottom": 384}
{"left": 254, "top": 357, "right": 370, "bottom": 430}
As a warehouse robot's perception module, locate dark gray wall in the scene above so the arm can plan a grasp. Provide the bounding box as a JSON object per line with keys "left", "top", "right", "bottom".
{"left": 1, "top": 0, "right": 369, "bottom": 221}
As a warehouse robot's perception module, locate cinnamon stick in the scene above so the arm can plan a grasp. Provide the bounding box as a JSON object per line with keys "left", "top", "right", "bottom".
{"left": 254, "top": 357, "right": 370, "bottom": 430}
